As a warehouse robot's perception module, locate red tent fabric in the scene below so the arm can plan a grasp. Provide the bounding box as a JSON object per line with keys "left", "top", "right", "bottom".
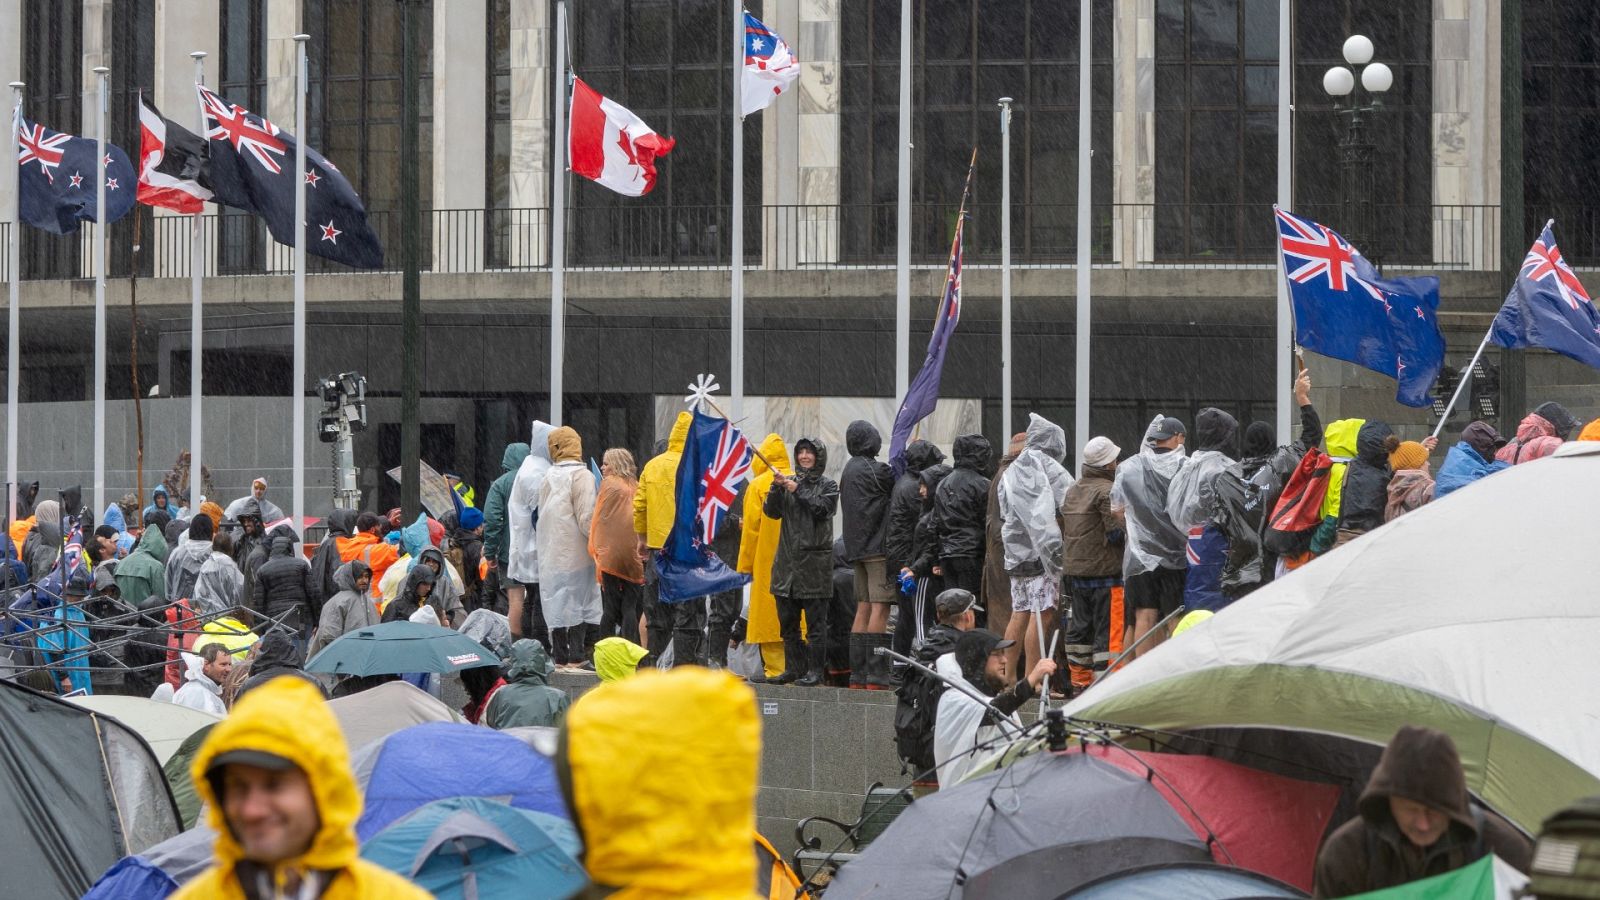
{"left": 1085, "top": 745, "right": 1340, "bottom": 892}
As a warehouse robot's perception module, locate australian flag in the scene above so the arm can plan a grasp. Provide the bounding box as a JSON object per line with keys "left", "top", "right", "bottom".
{"left": 197, "top": 86, "right": 383, "bottom": 269}
{"left": 657, "top": 409, "right": 753, "bottom": 603}
{"left": 888, "top": 208, "right": 965, "bottom": 474}
{"left": 1491, "top": 223, "right": 1600, "bottom": 370}
{"left": 14, "top": 110, "right": 136, "bottom": 235}
{"left": 1275, "top": 207, "right": 1446, "bottom": 407}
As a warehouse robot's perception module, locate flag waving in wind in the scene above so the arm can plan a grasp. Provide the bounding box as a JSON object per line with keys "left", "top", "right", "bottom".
{"left": 657, "top": 408, "right": 754, "bottom": 602}
{"left": 568, "top": 77, "right": 675, "bottom": 197}
{"left": 1491, "top": 223, "right": 1600, "bottom": 370}
{"left": 1275, "top": 207, "right": 1446, "bottom": 407}
{"left": 14, "top": 110, "right": 136, "bottom": 234}
{"left": 137, "top": 94, "right": 211, "bottom": 214}
{"left": 197, "top": 85, "right": 384, "bottom": 268}
{"left": 742, "top": 12, "right": 799, "bottom": 117}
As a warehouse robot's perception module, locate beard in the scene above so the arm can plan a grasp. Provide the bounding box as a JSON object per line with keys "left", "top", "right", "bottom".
{"left": 971, "top": 672, "right": 1005, "bottom": 697}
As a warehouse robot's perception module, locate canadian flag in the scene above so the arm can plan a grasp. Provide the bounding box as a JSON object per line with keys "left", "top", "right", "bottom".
{"left": 568, "top": 77, "right": 675, "bottom": 197}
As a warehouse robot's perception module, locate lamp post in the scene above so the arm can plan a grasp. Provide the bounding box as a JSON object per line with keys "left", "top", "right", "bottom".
{"left": 1321, "top": 35, "right": 1393, "bottom": 260}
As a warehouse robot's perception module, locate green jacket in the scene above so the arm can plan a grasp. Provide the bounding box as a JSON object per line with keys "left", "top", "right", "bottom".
{"left": 114, "top": 525, "right": 169, "bottom": 607}
{"left": 483, "top": 442, "right": 530, "bottom": 565}
{"left": 484, "top": 639, "right": 570, "bottom": 730}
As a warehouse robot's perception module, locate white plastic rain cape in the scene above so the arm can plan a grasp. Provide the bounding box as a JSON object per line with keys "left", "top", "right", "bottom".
{"left": 996, "top": 413, "right": 1074, "bottom": 579}
{"left": 1110, "top": 415, "right": 1190, "bottom": 577}
{"left": 536, "top": 460, "right": 603, "bottom": 629}
{"left": 506, "top": 421, "right": 555, "bottom": 583}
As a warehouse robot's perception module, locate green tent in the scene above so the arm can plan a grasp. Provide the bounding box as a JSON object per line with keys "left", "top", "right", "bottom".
{"left": 163, "top": 723, "right": 217, "bottom": 830}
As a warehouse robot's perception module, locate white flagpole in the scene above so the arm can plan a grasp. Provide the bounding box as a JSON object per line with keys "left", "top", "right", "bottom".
{"left": 292, "top": 34, "right": 308, "bottom": 532}
{"left": 550, "top": 0, "right": 568, "bottom": 428}
{"left": 894, "top": 0, "right": 911, "bottom": 405}
{"left": 1073, "top": 0, "right": 1091, "bottom": 475}
{"left": 7, "top": 82, "right": 22, "bottom": 522}
{"left": 730, "top": 3, "right": 744, "bottom": 421}
{"left": 93, "top": 66, "right": 109, "bottom": 517}
{"left": 999, "top": 97, "right": 1013, "bottom": 441}
{"left": 1275, "top": 0, "right": 1293, "bottom": 440}
{"left": 190, "top": 52, "right": 206, "bottom": 509}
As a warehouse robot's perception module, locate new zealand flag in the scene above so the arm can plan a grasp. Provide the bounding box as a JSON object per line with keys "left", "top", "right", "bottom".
{"left": 14, "top": 110, "right": 136, "bottom": 235}
{"left": 197, "top": 86, "right": 384, "bottom": 269}
{"left": 657, "top": 409, "right": 754, "bottom": 603}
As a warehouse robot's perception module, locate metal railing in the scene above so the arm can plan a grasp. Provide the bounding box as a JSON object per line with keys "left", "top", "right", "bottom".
{"left": 0, "top": 202, "right": 1515, "bottom": 279}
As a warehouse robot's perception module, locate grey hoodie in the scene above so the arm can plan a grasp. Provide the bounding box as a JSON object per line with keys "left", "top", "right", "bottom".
{"left": 309, "top": 560, "right": 376, "bottom": 659}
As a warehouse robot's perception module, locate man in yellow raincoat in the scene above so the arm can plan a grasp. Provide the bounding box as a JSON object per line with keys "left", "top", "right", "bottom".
{"left": 737, "top": 433, "right": 799, "bottom": 679}
{"left": 174, "top": 677, "right": 430, "bottom": 899}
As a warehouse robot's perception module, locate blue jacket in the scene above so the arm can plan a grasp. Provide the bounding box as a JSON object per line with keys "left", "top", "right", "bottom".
{"left": 1435, "top": 441, "right": 1510, "bottom": 498}
{"left": 141, "top": 485, "right": 176, "bottom": 524}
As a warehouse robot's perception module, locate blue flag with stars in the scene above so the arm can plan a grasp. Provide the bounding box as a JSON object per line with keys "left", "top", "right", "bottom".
{"left": 197, "top": 85, "right": 383, "bottom": 269}
{"left": 1275, "top": 206, "right": 1446, "bottom": 408}
{"left": 1490, "top": 223, "right": 1600, "bottom": 370}
{"left": 14, "top": 110, "right": 136, "bottom": 235}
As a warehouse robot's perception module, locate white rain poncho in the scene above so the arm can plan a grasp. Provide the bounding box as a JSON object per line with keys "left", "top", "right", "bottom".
{"left": 932, "top": 652, "right": 1021, "bottom": 788}
{"left": 192, "top": 551, "right": 244, "bottom": 616}
{"left": 536, "top": 458, "right": 603, "bottom": 629}
{"left": 1166, "top": 409, "right": 1242, "bottom": 532}
{"left": 506, "top": 420, "right": 556, "bottom": 584}
{"left": 995, "top": 413, "right": 1074, "bottom": 579}
{"left": 1111, "top": 415, "right": 1190, "bottom": 578}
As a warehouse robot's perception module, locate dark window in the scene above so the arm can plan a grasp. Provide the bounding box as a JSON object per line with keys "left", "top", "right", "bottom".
{"left": 567, "top": 0, "right": 760, "bottom": 266}
{"left": 20, "top": 0, "right": 83, "bottom": 279}
{"left": 488, "top": 0, "right": 513, "bottom": 266}
{"left": 840, "top": 0, "right": 1113, "bottom": 264}
{"left": 1525, "top": 0, "right": 1600, "bottom": 263}
{"left": 217, "top": 0, "right": 268, "bottom": 274}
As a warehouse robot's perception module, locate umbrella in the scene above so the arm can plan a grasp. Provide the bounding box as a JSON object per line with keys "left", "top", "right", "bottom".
{"left": 825, "top": 750, "right": 1211, "bottom": 900}
{"left": 360, "top": 796, "right": 586, "bottom": 900}
{"left": 304, "top": 621, "right": 501, "bottom": 677}
{"left": 1063, "top": 861, "right": 1305, "bottom": 899}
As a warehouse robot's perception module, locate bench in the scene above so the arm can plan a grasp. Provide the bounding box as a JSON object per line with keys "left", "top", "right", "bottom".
{"left": 791, "top": 782, "right": 915, "bottom": 883}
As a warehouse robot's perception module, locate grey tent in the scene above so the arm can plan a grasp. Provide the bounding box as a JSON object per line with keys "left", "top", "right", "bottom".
{"left": 825, "top": 750, "right": 1212, "bottom": 900}
{"left": 0, "top": 678, "right": 182, "bottom": 899}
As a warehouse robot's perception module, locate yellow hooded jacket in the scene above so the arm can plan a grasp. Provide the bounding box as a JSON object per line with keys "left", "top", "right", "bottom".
{"left": 736, "top": 434, "right": 796, "bottom": 646}
{"left": 564, "top": 668, "right": 761, "bottom": 898}
{"left": 174, "top": 678, "right": 431, "bottom": 900}
{"left": 1319, "top": 418, "right": 1366, "bottom": 520}
{"left": 633, "top": 412, "right": 691, "bottom": 550}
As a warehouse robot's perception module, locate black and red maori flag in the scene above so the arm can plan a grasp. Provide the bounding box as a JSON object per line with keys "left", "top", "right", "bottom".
{"left": 137, "top": 94, "right": 212, "bottom": 214}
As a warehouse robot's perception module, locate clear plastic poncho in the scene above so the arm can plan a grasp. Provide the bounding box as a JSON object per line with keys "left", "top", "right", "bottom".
{"left": 535, "top": 460, "right": 603, "bottom": 629}
{"left": 996, "top": 413, "right": 1075, "bottom": 580}
{"left": 506, "top": 421, "right": 555, "bottom": 584}
{"left": 1166, "top": 448, "right": 1241, "bottom": 533}
{"left": 1111, "top": 415, "right": 1190, "bottom": 578}
{"left": 192, "top": 551, "right": 244, "bottom": 616}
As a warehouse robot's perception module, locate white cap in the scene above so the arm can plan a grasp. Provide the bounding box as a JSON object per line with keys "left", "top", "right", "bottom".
{"left": 1082, "top": 436, "right": 1121, "bottom": 468}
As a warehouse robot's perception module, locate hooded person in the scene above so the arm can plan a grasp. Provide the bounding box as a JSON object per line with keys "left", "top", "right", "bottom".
{"left": 538, "top": 426, "right": 604, "bottom": 666}
{"left": 633, "top": 412, "right": 692, "bottom": 664}
{"left": 101, "top": 502, "right": 137, "bottom": 557}
{"left": 482, "top": 441, "right": 531, "bottom": 614}
{"left": 195, "top": 544, "right": 247, "bottom": 617}
{"left": 591, "top": 448, "right": 646, "bottom": 646}
{"left": 1166, "top": 408, "right": 1242, "bottom": 614}
{"left": 764, "top": 436, "right": 840, "bottom": 686}
{"left": 1312, "top": 417, "right": 1367, "bottom": 553}
{"left": 560, "top": 668, "right": 759, "bottom": 898}
{"left": 840, "top": 420, "right": 897, "bottom": 687}
{"left": 143, "top": 483, "right": 176, "bottom": 524}
{"left": 309, "top": 561, "right": 376, "bottom": 660}
{"left": 934, "top": 434, "right": 994, "bottom": 597}
{"left": 174, "top": 678, "right": 431, "bottom": 899}
{"left": 982, "top": 434, "right": 1025, "bottom": 642}
{"left": 381, "top": 563, "right": 438, "bottom": 624}
{"left": 251, "top": 524, "right": 315, "bottom": 630}
{"left": 484, "top": 638, "right": 571, "bottom": 729}
{"left": 997, "top": 414, "right": 1075, "bottom": 685}
{"left": 173, "top": 644, "right": 231, "bottom": 715}
{"left": 907, "top": 464, "right": 954, "bottom": 588}
{"left": 1436, "top": 421, "right": 1512, "bottom": 498}
{"left": 1497, "top": 405, "right": 1573, "bottom": 465}
{"left": 232, "top": 498, "right": 270, "bottom": 603}
{"left": 166, "top": 514, "right": 217, "bottom": 602}
{"left": 412, "top": 546, "right": 467, "bottom": 627}
{"left": 1335, "top": 421, "right": 1400, "bottom": 545}
{"left": 16, "top": 479, "right": 39, "bottom": 518}
{"left": 200, "top": 500, "right": 226, "bottom": 531}
{"left": 886, "top": 438, "right": 948, "bottom": 678}
{"left": 932, "top": 628, "right": 1055, "bottom": 788}
{"left": 736, "top": 433, "right": 795, "bottom": 680}
{"left": 1385, "top": 440, "right": 1437, "bottom": 522}
{"left": 1113, "top": 415, "right": 1189, "bottom": 658}
{"left": 446, "top": 505, "right": 485, "bottom": 612}
{"left": 236, "top": 631, "right": 326, "bottom": 700}
{"left": 113, "top": 520, "right": 169, "bottom": 608}
{"left": 22, "top": 498, "right": 62, "bottom": 583}
{"left": 593, "top": 636, "right": 651, "bottom": 681}
{"left": 507, "top": 421, "right": 557, "bottom": 646}
{"left": 308, "top": 508, "right": 358, "bottom": 616}
{"left": 225, "top": 477, "right": 286, "bottom": 525}
{"left": 1312, "top": 725, "right": 1532, "bottom": 898}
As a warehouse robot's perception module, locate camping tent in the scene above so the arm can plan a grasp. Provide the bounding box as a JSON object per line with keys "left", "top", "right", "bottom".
{"left": 1064, "top": 862, "right": 1305, "bottom": 899}
{"left": 69, "top": 695, "right": 221, "bottom": 764}
{"left": 360, "top": 796, "right": 586, "bottom": 900}
{"left": 327, "top": 678, "right": 462, "bottom": 752}
{"left": 1065, "top": 442, "right": 1600, "bottom": 833}
{"left": 0, "top": 678, "right": 182, "bottom": 899}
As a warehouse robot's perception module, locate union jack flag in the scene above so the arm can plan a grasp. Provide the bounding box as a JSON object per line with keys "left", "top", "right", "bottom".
{"left": 1520, "top": 231, "right": 1591, "bottom": 311}
{"left": 696, "top": 423, "right": 752, "bottom": 545}
{"left": 16, "top": 121, "right": 73, "bottom": 183}
{"left": 1275, "top": 207, "right": 1384, "bottom": 301}
{"left": 198, "top": 86, "right": 287, "bottom": 174}
{"left": 1492, "top": 223, "right": 1600, "bottom": 370}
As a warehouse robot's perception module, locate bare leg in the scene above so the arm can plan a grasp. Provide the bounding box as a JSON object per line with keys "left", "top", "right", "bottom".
{"left": 507, "top": 584, "right": 526, "bottom": 639}
{"left": 867, "top": 602, "right": 891, "bottom": 633}
{"left": 1003, "top": 609, "right": 1031, "bottom": 675}
{"left": 1133, "top": 608, "right": 1166, "bottom": 658}
{"left": 851, "top": 599, "right": 872, "bottom": 632}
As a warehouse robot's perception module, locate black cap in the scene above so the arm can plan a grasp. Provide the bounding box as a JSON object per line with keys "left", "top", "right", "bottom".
{"left": 935, "top": 588, "right": 983, "bottom": 621}
{"left": 206, "top": 748, "right": 300, "bottom": 775}
{"left": 1149, "top": 417, "right": 1186, "bottom": 443}
{"left": 953, "top": 628, "right": 1015, "bottom": 680}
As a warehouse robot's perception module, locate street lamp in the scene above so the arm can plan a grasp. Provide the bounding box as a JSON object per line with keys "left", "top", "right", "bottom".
{"left": 1322, "top": 35, "right": 1392, "bottom": 260}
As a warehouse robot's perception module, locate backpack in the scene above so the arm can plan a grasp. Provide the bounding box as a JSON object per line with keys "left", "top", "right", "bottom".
{"left": 1263, "top": 448, "right": 1333, "bottom": 556}
{"left": 1530, "top": 795, "right": 1600, "bottom": 899}
{"left": 894, "top": 664, "right": 946, "bottom": 779}
{"left": 307, "top": 537, "right": 341, "bottom": 619}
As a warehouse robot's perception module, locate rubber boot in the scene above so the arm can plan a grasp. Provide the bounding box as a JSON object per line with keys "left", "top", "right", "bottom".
{"left": 796, "top": 641, "right": 827, "bottom": 687}
{"left": 771, "top": 637, "right": 806, "bottom": 685}
{"left": 847, "top": 633, "right": 867, "bottom": 689}
{"left": 864, "top": 633, "right": 893, "bottom": 689}
{"left": 705, "top": 626, "right": 731, "bottom": 670}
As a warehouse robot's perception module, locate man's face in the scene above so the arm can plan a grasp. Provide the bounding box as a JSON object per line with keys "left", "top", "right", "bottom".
{"left": 1390, "top": 796, "right": 1450, "bottom": 849}
{"left": 252, "top": 483, "right": 266, "bottom": 500}
{"left": 796, "top": 447, "right": 816, "bottom": 470}
{"left": 156, "top": 494, "right": 167, "bottom": 508}
{"left": 416, "top": 581, "right": 433, "bottom": 599}
{"left": 203, "top": 652, "right": 234, "bottom": 684}
{"left": 96, "top": 534, "right": 117, "bottom": 557}
{"left": 355, "top": 572, "right": 372, "bottom": 593}
{"left": 1154, "top": 433, "right": 1185, "bottom": 451}
{"left": 423, "top": 557, "right": 441, "bottom": 575}
{"left": 984, "top": 650, "right": 1010, "bottom": 686}
{"left": 221, "top": 764, "right": 321, "bottom": 864}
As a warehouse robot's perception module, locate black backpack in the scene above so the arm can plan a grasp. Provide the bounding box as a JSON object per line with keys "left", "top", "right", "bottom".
{"left": 894, "top": 663, "right": 945, "bottom": 778}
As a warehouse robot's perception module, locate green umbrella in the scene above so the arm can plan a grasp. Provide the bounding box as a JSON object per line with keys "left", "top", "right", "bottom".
{"left": 305, "top": 621, "right": 501, "bottom": 676}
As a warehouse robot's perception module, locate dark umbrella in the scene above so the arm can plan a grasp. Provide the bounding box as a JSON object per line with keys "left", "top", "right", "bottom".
{"left": 304, "top": 621, "right": 500, "bottom": 677}
{"left": 824, "top": 751, "right": 1212, "bottom": 900}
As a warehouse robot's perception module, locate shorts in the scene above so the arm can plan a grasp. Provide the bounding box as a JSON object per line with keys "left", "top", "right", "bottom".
{"left": 1009, "top": 573, "right": 1059, "bottom": 614}
{"left": 854, "top": 557, "right": 894, "bottom": 604}
{"left": 1126, "top": 566, "right": 1185, "bottom": 618}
